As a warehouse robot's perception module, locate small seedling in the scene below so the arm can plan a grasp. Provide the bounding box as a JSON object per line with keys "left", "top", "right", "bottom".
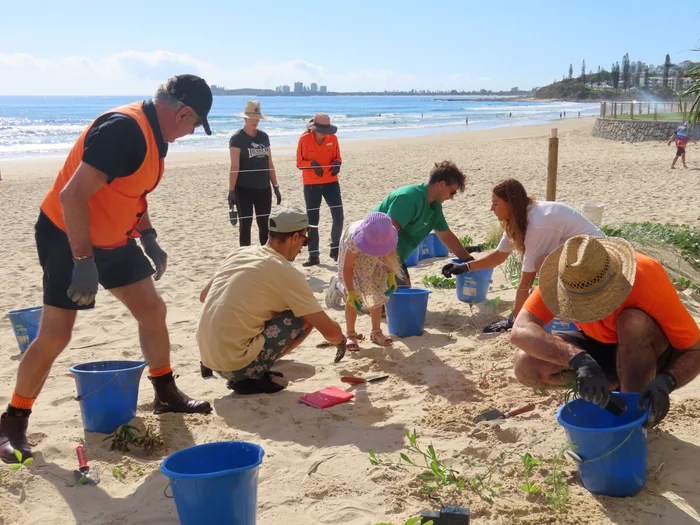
{"left": 65, "top": 473, "right": 88, "bottom": 487}
{"left": 519, "top": 452, "right": 542, "bottom": 495}
{"left": 103, "top": 423, "right": 165, "bottom": 453}
{"left": 8, "top": 450, "right": 33, "bottom": 471}
{"left": 543, "top": 444, "right": 573, "bottom": 510}
{"left": 423, "top": 275, "right": 456, "bottom": 289}
{"left": 458, "top": 235, "right": 473, "bottom": 247}
{"left": 375, "top": 518, "right": 432, "bottom": 525}
{"left": 369, "top": 429, "right": 502, "bottom": 503}
{"left": 112, "top": 463, "right": 126, "bottom": 481}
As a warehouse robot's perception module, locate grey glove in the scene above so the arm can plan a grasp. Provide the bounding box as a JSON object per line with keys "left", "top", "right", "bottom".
{"left": 67, "top": 257, "right": 99, "bottom": 306}
{"left": 310, "top": 160, "right": 324, "bottom": 177}
{"left": 227, "top": 189, "right": 237, "bottom": 208}
{"left": 273, "top": 185, "right": 282, "bottom": 205}
{"left": 569, "top": 351, "right": 610, "bottom": 408}
{"left": 141, "top": 234, "right": 168, "bottom": 281}
{"left": 331, "top": 160, "right": 341, "bottom": 176}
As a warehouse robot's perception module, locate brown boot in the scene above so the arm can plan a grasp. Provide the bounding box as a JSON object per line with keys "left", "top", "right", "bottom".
{"left": 0, "top": 406, "right": 33, "bottom": 464}
{"left": 149, "top": 372, "right": 212, "bottom": 415}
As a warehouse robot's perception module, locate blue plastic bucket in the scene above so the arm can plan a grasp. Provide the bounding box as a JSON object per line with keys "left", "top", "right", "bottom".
{"left": 545, "top": 317, "right": 579, "bottom": 333}
{"left": 557, "top": 392, "right": 649, "bottom": 497}
{"left": 419, "top": 238, "right": 434, "bottom": 260}
{"left": 161, "top": 441, "right": 265, "bottom": 525}
{"left": 429, "top": 232, "right": 449, "bottom": 257}
{"left": 69, "top": 360, "right": 147, "bottom": 433}
{"left": 453, "top": 259, "right": 494, "bottom": 304}
{"left": 386, "top": 288, "right": 431, "bottom": 337}
{"left": 6, "top": 306, "right": 42, "bottom": 353}
{"left": 405, "top": 245, "right": 421, "bottom": 267}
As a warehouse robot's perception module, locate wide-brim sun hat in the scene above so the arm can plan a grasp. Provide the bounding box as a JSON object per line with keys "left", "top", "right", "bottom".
{"left": 306, "top": 112, "right": 337, "bottom": 135}
{"left": 354, "top": 212, "right": 398, "bottom": 257}
{"left": 233, "top": 100, "right": 270, "bottom": 119}
{"left": 539, "top": 235, "right": 637, "bottom": 324}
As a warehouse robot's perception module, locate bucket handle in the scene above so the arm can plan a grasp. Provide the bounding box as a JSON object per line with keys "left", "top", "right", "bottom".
{"left": 565, "top": 427, "right": 637, "bottom": 465}
{"left": 164, "top": 481, "right": 173, "bottom": 499}
{"left": 73, "top": 373, "right": 119, "bottom": 402}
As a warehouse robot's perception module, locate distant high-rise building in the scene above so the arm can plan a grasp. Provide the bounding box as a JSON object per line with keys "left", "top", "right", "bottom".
{"left": 310, "top": 83, "right": 318, "bottom": 93}
{"left": 294, "top": 81, "right": 304, "bottom": 94}
{"left": 319, "top": 85, "right": 327, "bottom": 93}
{"left": 282, "top": 85, "right": 291, "bottom": 94}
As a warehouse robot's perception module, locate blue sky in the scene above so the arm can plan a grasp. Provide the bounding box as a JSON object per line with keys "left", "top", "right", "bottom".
{"left": 1, "top": 0, "right": 698, "bottom": 95}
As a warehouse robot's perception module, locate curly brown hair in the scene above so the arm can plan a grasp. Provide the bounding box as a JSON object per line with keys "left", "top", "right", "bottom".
{"left": 428, "top": 160, "right": 466, "bottom": 192}
{"left": 492, "top": 178, "right": 534, "bottom": 254}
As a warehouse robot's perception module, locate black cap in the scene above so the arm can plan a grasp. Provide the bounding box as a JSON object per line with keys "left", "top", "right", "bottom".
{"left": 167, "top": 74, "right": 213, "bottom": 135}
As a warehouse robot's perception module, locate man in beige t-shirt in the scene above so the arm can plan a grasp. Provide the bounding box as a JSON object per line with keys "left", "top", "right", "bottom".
{"left": 197, "top": 208, "right": 345, "bottom": 394}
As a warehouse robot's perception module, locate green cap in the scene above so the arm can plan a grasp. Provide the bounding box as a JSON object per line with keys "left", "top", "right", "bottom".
{"left": 268, "top": 207, "right": 316, "bottom": 233}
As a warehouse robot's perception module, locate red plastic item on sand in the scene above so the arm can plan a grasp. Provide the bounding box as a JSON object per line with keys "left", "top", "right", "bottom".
{"left": 300, "top": 387, "right": 354, "bottom": 409}
{"left": 76, "top": 445, "right": 89, "bottom": 472}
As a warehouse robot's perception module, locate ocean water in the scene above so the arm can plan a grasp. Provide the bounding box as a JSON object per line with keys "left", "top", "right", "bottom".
{"left": 0, "top": 95, "right": 599, "bottom": 159}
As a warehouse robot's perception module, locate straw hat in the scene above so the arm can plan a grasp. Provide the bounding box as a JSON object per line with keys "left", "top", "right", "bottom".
{"left": 354, "top": 212, "right": 398, "bottom": 257}
{"left": 233, "top": 100, "right": 269, "bottom": 119}
{"left": 539, "top": 235, "right": 637, "bottom": 324}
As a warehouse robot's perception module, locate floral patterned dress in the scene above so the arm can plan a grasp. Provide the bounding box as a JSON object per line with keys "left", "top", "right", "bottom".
{"left": 338, "top": 220, "right": 390, "bottom": 311}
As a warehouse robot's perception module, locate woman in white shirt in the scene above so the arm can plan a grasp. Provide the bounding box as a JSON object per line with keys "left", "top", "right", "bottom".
{"left": 442, "top": 178, "right": 603, "bottom": 332}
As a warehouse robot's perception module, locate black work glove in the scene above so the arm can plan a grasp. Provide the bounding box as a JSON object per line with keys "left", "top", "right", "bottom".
{"left": 639, "top": 372, "right": 676, "bottom": 427}
{"left": 334, "top": 339, "right": 347, "bottom": 363}
{"left": 569, "top": 351, "right": 610, "bottom": 408}
{"left": 227, "top": 189, "right": 237, "bottom": 208}
{"left": 483, "top": 313, "right": 514, "bottom": 333}
{"left": 442, "top": 261, "right": 471, "bottom": 278}
{"left": 67, "top": 256, "right": 99, "bottom": 306}
{"left": 273, "top": 185, "right": 282, "bottom": 205}
{"left": 141, "top": 234, "right": 168, "bottom": 281}
{"left": 310, "top": 160, "right": 324, "bottom": 177}
{"left": 331, "top": 160, "right": 341, "bottom": 176}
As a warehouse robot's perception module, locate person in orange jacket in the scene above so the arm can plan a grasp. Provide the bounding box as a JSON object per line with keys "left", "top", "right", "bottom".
{"left": 0, "top": 75, "right": 213, "bottom": 465}
{"left": 296, "top": 113, "right": 343, "bottom": 266}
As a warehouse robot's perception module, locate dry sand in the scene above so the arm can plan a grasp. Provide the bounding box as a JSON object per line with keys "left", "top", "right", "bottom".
{"left": 1, "top": 118, "right": 700, "bottom": 524}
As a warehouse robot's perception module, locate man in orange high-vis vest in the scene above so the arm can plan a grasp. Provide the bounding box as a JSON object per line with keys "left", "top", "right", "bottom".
{"left": 0, "top": 75, "right": 214, "bottom": 464}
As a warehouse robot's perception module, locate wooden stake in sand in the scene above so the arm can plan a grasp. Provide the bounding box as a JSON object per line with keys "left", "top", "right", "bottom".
{"left": 547, "top": 128, "right": 558, "bottom": 201}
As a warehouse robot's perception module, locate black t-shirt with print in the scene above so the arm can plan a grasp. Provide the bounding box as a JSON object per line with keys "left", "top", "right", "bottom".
{"left": 229, "top": 129, "right": 271, "bottom": 189}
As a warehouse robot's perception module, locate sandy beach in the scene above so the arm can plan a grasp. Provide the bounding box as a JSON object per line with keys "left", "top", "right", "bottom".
{"left": 1, "top": 118, "right": 700, "bottom": 525}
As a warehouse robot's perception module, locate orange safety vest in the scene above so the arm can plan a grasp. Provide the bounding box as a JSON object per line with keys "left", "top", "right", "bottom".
{"left": 296, "top": 131, "right": 342, "bottom": 185}
{"left": 41, "top": 102, "right": 164, "bottom": 249}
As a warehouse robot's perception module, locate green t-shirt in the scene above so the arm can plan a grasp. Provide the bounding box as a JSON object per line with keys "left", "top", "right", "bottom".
{"left": 374, "top": 183, "right": 449, "bottom": 262}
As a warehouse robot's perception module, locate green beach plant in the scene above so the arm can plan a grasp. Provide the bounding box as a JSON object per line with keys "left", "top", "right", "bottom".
{"left": 519, "top": 452, "right": 542, "bottom": 495}
{"left": 7, "top": 450, "right": 33, "bottom": 471}
{"left": 375, "top": 518, "right": 433, "bottom": 525}
{"left": 422, "top": 275, "right": 456, "bottom": 289}
{"left": 369, "top": 429, "right": 503, "bottom": 502}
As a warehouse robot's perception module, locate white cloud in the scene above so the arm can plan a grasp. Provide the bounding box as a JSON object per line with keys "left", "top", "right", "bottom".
{"left": 0, "top": 51, "right": 494, "bottom": 94}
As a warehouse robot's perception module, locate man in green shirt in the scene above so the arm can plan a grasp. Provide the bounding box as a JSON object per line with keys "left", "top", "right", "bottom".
{"left": 374, "top": 160, "right": 473, "bottom": 285}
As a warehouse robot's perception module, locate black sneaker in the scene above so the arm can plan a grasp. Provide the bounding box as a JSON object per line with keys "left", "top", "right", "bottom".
{"left": 330, "top": 248, "right": 339, "bottom": 262}
{"left": 302, "top": 257, "right": 320, "bottom": 267}
{"left": 228, "top": 377, "right": 285, "bottom": 395}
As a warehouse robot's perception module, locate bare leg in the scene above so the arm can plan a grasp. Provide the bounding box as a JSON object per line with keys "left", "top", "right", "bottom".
{"left": 616, "top": 309, "right": 669, "bottom": 392}
{"left": 682, "top": 151, "right": 687, "bottom": 168}
{"left": 671, "top": 155, "right": 678, "bottom": 169}
{"left": 108, "top": 278, "right": 169, "bottom": 369}
{"left": 369, "top": 306, "right": 382, "bottom": 332}
{"left": 14, "top": 306, "right": 76, "bottom": 398}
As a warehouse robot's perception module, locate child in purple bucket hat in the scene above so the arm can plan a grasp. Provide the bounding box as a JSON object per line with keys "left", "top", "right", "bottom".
{"left": 333, "top": 212, "right": 403, "bottom": 349}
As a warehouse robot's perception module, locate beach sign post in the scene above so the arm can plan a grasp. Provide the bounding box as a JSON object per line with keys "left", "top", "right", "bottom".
{"left": 547, "top": 128, "right": 558, "bottom": 201}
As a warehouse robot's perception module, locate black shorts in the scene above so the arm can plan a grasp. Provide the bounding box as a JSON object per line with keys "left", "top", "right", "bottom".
{"left": 676, "top": 147, "right": 685, "bottom": 157}
{"left": 554, "top": 330, "right": 679, "bottom": 381}
{"left": 35, "top": 211, "right": 155, "bottom": 310}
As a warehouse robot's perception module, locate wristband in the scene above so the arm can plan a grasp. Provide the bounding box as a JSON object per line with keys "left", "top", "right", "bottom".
{"left": 138, "top": 228, "right": 157, "bottom": 238}
{"left": 73, "top": 254, "right": 94, "bottom": 261}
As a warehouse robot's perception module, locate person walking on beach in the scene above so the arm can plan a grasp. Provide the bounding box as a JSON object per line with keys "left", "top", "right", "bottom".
{"left": 197, "top": 208, "right": 346, "bottom": 394}
{"left": 296, "top": 113, "right": 343, "bottom": 267}
{"left": 332, "top": 212, "right": 402, "bottom": 350}
{"left": 229, "top": 101, "right": 281, "bottom": 246}
{"left": 373, "top": 161, "right": 474, "bottom": 286}
{"left": 668, "top": 123, "right": 696, "bottom": 169}
{"left": 442, "top": 179, "right": 603, "bottom": 333}
{"left": 510, "top": 235, "right": 700, "bottom": 427}
{"left": 0, "top": 75, "right": 214, "bottom": 464}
